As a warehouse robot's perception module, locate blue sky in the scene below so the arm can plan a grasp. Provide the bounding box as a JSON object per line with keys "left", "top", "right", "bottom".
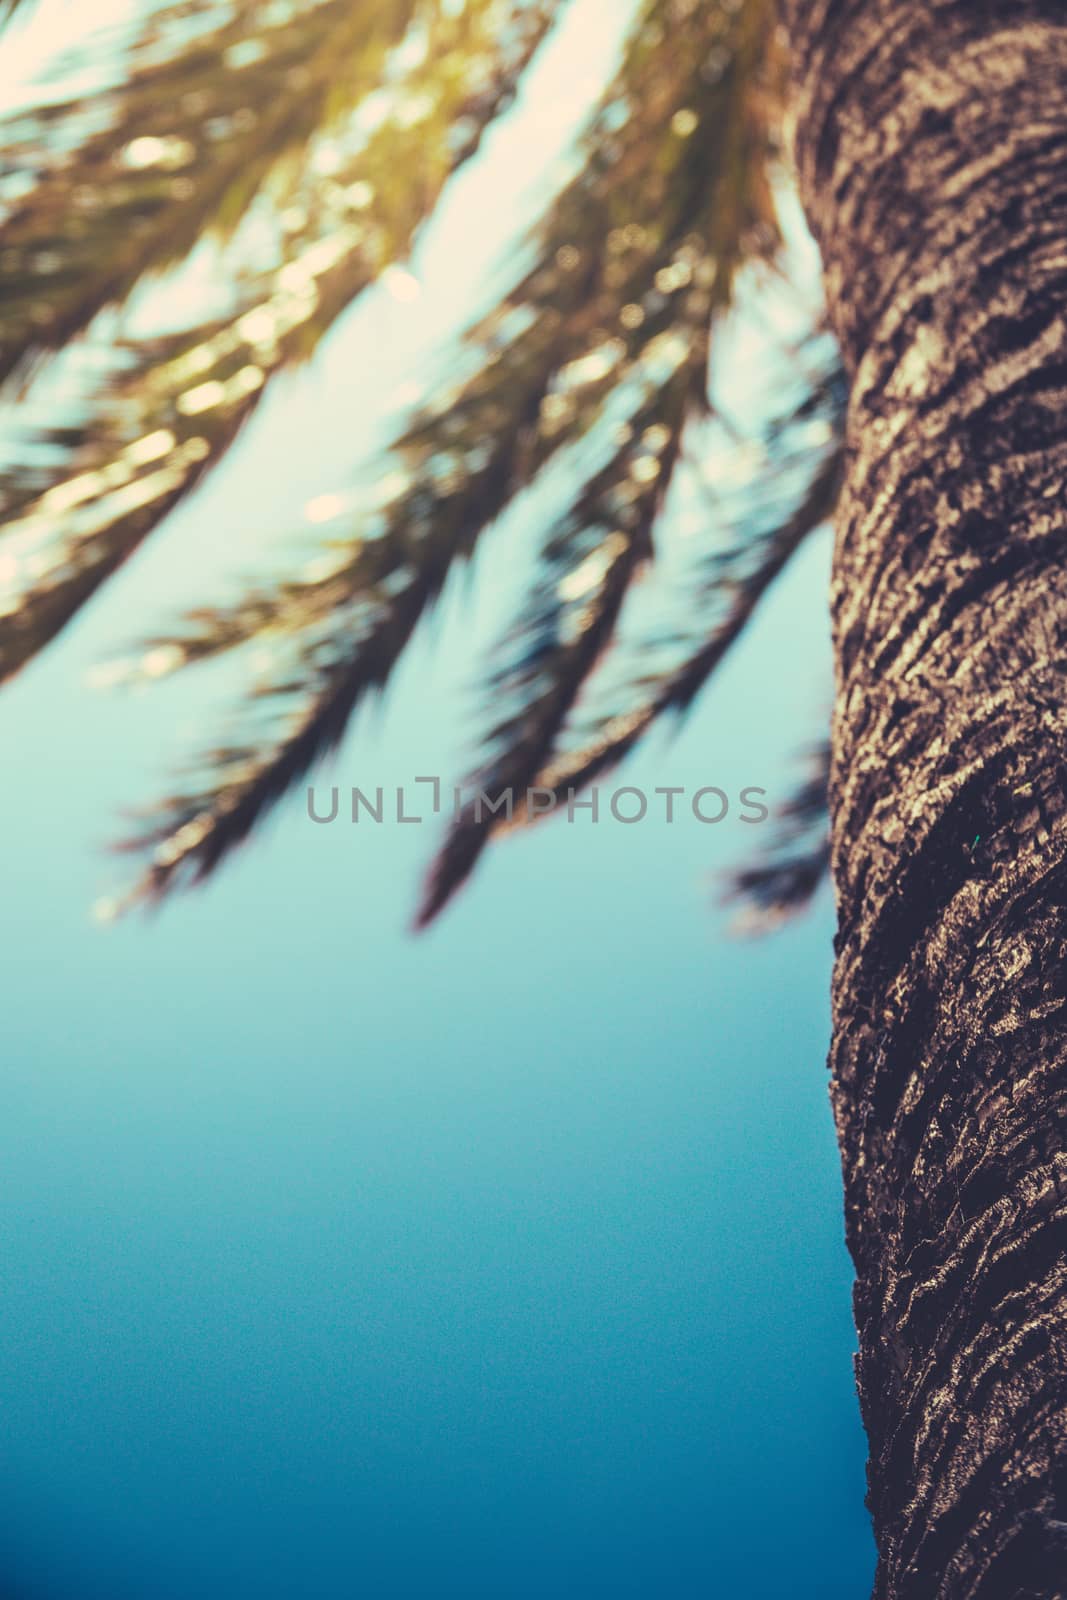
{"left": 0, "top": 3, "right": 873, "bottom": 1594}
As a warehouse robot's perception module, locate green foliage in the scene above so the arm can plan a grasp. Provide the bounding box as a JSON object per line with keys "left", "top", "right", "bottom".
{"left": 726, "top": 739, "right": 831, "bottom": 931}
{"left": 0, "top": 0, "right": 840, "bottom": 925}
{"left": 0, "top": 0, "right": 555, "bottom": 680}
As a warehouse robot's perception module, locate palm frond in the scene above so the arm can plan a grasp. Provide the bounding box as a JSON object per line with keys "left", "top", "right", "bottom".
{"left": 412, "top": 320, "right": 838, "bottom": 928}
{"left": 106, "top": 0, "right": 787, "bottom": 913}
{"left": 0, "top": 0, "right": 557, "bottom": 680}
{"left": 0, "top": 0, "right": 419, "bottom": 384}
{"left": 725, "top": 739, "right": 831, "bottom": 931}
{"left": 469, "top": 339, "right": 844, "bottom": 807}
{"left": 415, "top": 323, "right": 703, "bottom": 925}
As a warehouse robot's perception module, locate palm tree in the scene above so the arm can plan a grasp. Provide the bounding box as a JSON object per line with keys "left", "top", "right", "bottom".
{"left": 2, "top": 1, "right": 1064, "bottom": 1595}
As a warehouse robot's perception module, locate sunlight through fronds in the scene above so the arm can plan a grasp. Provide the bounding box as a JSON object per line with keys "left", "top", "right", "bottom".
{"left": 0, "top": 0, "right": 556, "bottom": 679}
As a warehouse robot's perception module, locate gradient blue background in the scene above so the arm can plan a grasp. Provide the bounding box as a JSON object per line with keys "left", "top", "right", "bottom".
{"left": 0, "top": 3, "right": 874, "bottom": 1593}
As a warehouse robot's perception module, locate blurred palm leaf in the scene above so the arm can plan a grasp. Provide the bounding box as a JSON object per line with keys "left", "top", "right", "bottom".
{"left": 0, "top": 0, "right": 555, "bottom": 678}
{"left": 0, "top": 0, "right": 844, "bottom": 926}
{"left": 529, "top": 345, "right": 842, "bottom": 790}
{"left": 726, "top": 739, "right": 831, "bottom": 931}
{"left": 1, "top": 1, "right": 418, "bottom": 381}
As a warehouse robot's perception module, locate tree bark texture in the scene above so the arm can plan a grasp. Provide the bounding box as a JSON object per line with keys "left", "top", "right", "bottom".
{"left": 782, "top": 1, "right": 1067, "bottom": 1595}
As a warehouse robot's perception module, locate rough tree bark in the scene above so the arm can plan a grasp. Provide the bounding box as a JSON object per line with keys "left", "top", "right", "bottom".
{"left": 781, "top": 1, "right": 1067, "bottom": 1595}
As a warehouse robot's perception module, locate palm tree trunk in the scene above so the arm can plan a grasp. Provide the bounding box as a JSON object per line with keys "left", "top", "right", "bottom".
{"left": 781, "top": 1, "right": 1067, "bottom": 1594}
